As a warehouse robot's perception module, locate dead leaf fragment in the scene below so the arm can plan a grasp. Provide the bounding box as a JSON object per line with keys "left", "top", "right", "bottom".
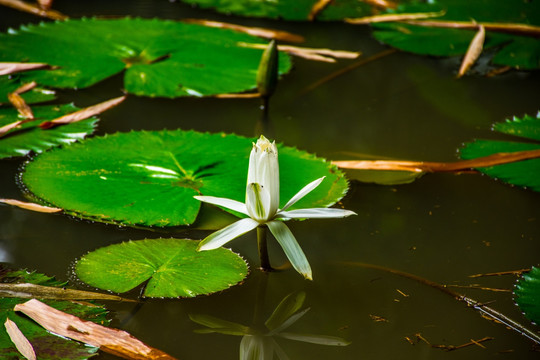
{"left": 0, "top": 0, "right": 66, "bottom": 19}
{"left": 15, "top": 299, "right": 178, "bottom": 360}
{"left": 458, "top": 25, "right": 485, "bottom": 78}
{"left": 13, "top": 82, "right": 38, "bottom": 95}
{"left": 4, "top": 318, "right": 36, "bottom": 360}
{"left": 37, "top": 0, "right": 52, "bottom": 10}
{"left": 0, "top": 120, "right": 25, "bottom": 138}
{"left": 183, "top": 19, "right": 304, "bottom": 43}
{"left": 39, "top": 95, "right": 126, "bottom": 129}
{"left": 346, "top": 11, "right": 445, "bottom": 25}
{"left": 0, "top": 199, "right": 62, "bottom": 213}
{"left": 0, "top": 62, "right": 51, "bottom": 76}
{"left": 238, "top": 42, "right": 360, "bottom": 63}
{"left": 8, "top": 92, "right": 34, "bottom": 119}
{"left": 308, "top": 0, "right": 332, "bottom": 21}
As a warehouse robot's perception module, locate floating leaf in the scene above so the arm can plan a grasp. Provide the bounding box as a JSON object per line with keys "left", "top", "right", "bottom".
{"left": 0, "top": 18, "right": 292, "bottom": 98}
{"left": 0, "top": 77, "right": 55, "bottom": 105}
{"left": 21, "top": 130, "right": 348, "bottom": 227}
{"left": 0, "top": 267, "right": 107, "bottom": 360}
{"left": 176, "top": 0, "right": 398, "bottom": 21}
{"left": 75, "top": 238, "right": 249, "bottom": 298}
{"left": 373, "top": 0, "right": 540, "bottom": 69}
{"left": 15, "top": 299, "right": 177, "bottom": 360}
{"left": 460, "top": 113, "right": 540, "bottom": 191}
{"left": 514, "top": 266, "right": 540, "bottom": 325}
{"left": 0, "top": 104, "right": 97, "bottom": 159}
{"left": 371, "top": 1, "right": 540, "bottom": 70}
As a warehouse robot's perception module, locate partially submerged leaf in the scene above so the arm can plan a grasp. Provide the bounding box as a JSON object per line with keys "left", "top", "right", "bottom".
{"left": 75, "top": 238, "right": 249, "bottom": 298}
{"left": 460, "top": 113, "right": 540, "bottom": 191}
{"left": 0, "top": 18, "right": 292, "bottom": 98}
{"left": 514, "top": 266, "right": 540, "bottom": 325}
{"left": 0, "top": 267, "right": 107, "bottom": 360}
{"left": 372, "top": 1, "right": 540, "bottom": 71}
{"left": 4, "top": 318, "right": 36, "bottom": 360}
{"left": 0, "top": 199, "right": 62, "bottom": 213}
{"left": 0, "top": 104, "right": 98, "bottom": 159}
{"left": 457, "top": 25, "right": 485, "bottom": 78}
{"left": 175, "top": 0, "right": 408, "bottom": 21}
{"left": 15, "top": 299, "right": 178, "bottom": 360}
{"left": 21, "top": 130, "right": 348, "bottom": 227}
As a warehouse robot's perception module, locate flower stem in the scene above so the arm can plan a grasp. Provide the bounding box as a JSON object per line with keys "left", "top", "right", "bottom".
{"left": 257, "top": 226, "right": 272, "bottom": 272}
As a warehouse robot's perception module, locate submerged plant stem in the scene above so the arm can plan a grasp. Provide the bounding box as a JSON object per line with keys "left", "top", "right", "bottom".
{"left": 342, "top": 261, "right": 540, "bottom": 346}
{"left": 257, "top": 226, "right": 272, "bottom": 272}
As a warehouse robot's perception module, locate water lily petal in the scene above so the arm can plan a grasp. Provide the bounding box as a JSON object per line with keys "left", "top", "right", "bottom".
{"left": 246, "top": 183, "right": 272, "bottom": 222}
{"left": 198, "top": 218, "right": 259, "bottom": 251}
{"left": 277, "top": 208, "right": 356, "bottom": 220}
{"left": 194, "top": 195, "right": 248, "bottom": 215}
{"left": 281, "top": 177, "right": 325, "bottom": 212}
{"left": 248, "top": 136, "right": 279, "bottom": 216}
{"left": 267, "top": 221, "right": 312, "bottom": 280}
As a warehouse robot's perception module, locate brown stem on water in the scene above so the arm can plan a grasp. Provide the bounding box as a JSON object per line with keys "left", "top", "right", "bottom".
{"left": 341, "top": 261, "right": 540, "bottom": 345}
{"left": 333, "top": 149, "right": 540, "bottom": 173}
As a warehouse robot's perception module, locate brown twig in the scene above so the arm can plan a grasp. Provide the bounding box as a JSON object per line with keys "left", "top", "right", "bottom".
{"left": 341, "top": 261, "right": 540, "bottom": 345}
{"left": 469, "top": 268, "right": 531, "bottom": 278}
{"left": 299, "top": 49, "right": 396, "bottom": 95}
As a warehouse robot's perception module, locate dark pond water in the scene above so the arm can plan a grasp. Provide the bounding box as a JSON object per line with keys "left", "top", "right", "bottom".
{"left": 1, "top": 1, "right": 540, "bottom": 359}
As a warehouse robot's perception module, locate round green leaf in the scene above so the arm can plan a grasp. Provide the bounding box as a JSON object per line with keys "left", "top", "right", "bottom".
{"left": 0, "top": 104, "right": 98, "bottom": 159}
{"left": 21, "top": 130, "right": 349, "bottom": 227}
{"left": 0, "top": 18, "right": 291, "bottom": 97}
{"left": 75, "top": 238, "right": 249, "bottom": 298}
{"left": 514, "top": 266, "right": 540, "bottom": 325}
{"left": 460, "top": 113, "right": 540, "bottom": 192}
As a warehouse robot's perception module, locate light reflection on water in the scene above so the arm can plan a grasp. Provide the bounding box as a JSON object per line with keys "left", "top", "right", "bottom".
{"left": 1, "top": 0, "right": 540, "bottom": 359}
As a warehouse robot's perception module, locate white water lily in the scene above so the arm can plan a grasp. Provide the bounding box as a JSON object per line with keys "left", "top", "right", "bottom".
{"left": 194, "top": 136, "right": 356, "bottom": 280}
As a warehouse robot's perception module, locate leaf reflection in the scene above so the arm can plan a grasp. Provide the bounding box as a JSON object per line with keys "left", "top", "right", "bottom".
{"left": 190, "top": 292, "right": 350, "bottom": 359}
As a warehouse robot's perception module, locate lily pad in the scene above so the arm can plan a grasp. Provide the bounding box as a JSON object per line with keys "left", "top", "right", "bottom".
{"left": 0, "top": 76, "right": 55, "bottom": 105}
{"left": 514, "top": 266, "right": 540, "bottom": 325}
{"left": 75, "top": 238, "right": 249, "bottom": 298}
{"left": 0, "top": 267, "right": 106, "bottom": 360}
{"left": 371, "top": 0, "right": 540, "bottom": 70}
{"left": 0, "top": 104, "right": 98, "bottom": 159}
{"left": 178, "top": 0, "right": 384, "bottom": 21}
{"left": 0, "top": 18, "right": 292, "bottom": 97}
{"left": 460, "top": 113, "right": 540, "bottom": 191}
{"left": 21, "top": 130, "right": 349, "bottom": 227}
